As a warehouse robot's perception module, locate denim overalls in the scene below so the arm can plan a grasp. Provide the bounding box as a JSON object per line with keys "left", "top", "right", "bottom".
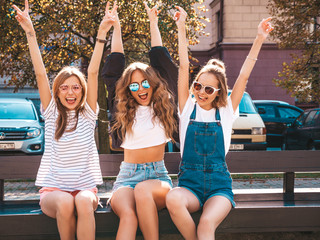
{"left": 178, "top": 105, "right": 235, "bottom": 207}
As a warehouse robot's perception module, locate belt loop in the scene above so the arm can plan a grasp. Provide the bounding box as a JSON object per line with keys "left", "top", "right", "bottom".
{"left": 152, "top": 162, "right": 156, "bottom": 171}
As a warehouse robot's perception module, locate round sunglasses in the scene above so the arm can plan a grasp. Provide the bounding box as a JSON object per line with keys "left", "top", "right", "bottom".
{"left": 129, "top": 80, "right": 150, "bottom": 92}
{"left": 192, "top": 81, "right": 220, "bottom": 95}
{"left": 59, "top": 84, "right": 82, "bottom": 93}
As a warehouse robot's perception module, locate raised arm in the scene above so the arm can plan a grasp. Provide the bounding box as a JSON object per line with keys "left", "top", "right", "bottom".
{"left": 87, "top": 2, "right": 117, "bottom": 111}
{"left": 144, "top": 2, "right": 162, "bottom": 47}
{"left": 13, "top": 0, "right": 51, "bottom": 110}
{"left": 231, "top": 17, "right": 273, "bottom": 112}
{"left": 175, "top": 7, "right": 189, "bottom": 113}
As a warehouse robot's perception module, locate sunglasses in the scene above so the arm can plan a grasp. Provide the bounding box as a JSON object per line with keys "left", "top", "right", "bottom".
{"left": 129, "top": 80, "right": 150, "bottom": 92}
{"left": 192, "top": 82, "right": 220, "bottom": 95}
{"left": 59, "top": 84, "right": 82, "bottom": 93}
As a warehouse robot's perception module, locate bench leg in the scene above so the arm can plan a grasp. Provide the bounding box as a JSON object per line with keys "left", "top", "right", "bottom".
{"left": 283, "top": 172, "right": 294, "bottom": 201}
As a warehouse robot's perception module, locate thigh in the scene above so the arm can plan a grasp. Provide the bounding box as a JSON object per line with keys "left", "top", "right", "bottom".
{"left": 40, "top": 191, "right": 75, "bottom": 218}
{"left": 135, "top": 179, "right": 172, "bottom": 210}
{"left": 110, "top": 187, "right": 136, "bottom": 217}
{"left": 201, "top": 195, "right": 232, "bottom": 225}
{"left": 168, "top": 187, "right": 201, "bottom": 213}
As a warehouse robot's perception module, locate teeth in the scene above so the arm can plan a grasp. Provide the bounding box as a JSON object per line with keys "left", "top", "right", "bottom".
{"left": 66, "top": 98, "right": 76, "bottom": 100}
{"left": 139, "top": 93, "right": 147, "bottom": 96}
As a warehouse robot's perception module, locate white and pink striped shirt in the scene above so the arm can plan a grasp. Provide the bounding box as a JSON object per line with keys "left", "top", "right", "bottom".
{"left": 35, "top": 98, "right": 103, "bottom": 191}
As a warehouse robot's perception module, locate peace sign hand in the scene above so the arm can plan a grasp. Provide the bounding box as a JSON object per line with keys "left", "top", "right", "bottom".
{"left": 13, "top": 0, "right": 34, "bottom": 34}
{"left": 173, "top": 6, "right": 187, "bottom": 28}
{"left": 258, "top": 17, "right": 274, "bottom": 40}
{"left": 99, "top": 1, "right": 118, "bottom": 33}
{"left": 144, "top": 2, "right": 160, "bottom": 24}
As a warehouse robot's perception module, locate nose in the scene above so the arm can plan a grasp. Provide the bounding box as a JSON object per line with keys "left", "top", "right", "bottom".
{"left": 67, "top": 87, "right": 73, "bottom": 94}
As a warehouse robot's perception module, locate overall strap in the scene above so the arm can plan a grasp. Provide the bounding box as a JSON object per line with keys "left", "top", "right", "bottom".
{"left": 190, "top": 104, "right": 197, "bottom": 120}
{"left": 215, "top": 108, "right": 221, "bottom": 121}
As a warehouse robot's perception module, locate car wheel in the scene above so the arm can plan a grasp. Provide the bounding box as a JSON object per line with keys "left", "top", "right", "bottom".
{"left": 307, "top": 141, "right": 316, "bottom": 151}
{"left": 281, "top": 141, "right": 287, "bottom": 151}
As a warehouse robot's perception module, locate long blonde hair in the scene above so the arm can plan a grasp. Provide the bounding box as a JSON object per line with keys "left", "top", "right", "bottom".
{"left": 112, "top": 62, "right": 177, "bottom": 142}
{"left": 193, "top": 59, "right": 228, "bottom": 108}
{"left": 52, "top": 66, "right": 87, "bottom": 140}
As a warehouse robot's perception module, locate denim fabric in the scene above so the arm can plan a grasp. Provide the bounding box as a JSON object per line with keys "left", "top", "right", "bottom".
{"left": 112, "top": 160, "right": 173, "bottom": 192}
{"left": 178, "top": 105, "right": 235, "bottom": 207}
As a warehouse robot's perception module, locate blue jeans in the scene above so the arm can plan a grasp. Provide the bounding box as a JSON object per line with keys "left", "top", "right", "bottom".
{"left": 112, "top": 160, "right": 173, "bottom": 192}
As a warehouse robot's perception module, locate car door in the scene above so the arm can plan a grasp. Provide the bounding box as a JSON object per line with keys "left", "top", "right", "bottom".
{"left": 285, "top": 112, "right": 308, "bottom": 149}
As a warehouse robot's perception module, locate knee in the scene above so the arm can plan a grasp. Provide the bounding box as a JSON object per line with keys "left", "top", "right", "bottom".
{"left": 166, "top": 191, "right": 185, "bottom": 214}
{"left": 117, "top": 207, "right": 138, "bottom": 226}
{"left": 56, "top": 195, "right": 75, "bottom": 219}
{"left": 75, "top": 194, "right": 95, "bottom": 216}
{"left": 134, "top": 182, "right": 153, "bottom": 203}
{"left": 198, "top": 216, "right": 217, "bottom": 233}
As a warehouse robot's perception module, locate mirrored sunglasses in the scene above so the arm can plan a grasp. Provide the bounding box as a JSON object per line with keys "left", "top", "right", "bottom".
{"left": 192, "top": 81, "right": 220, "bottom": 95}
{"left": 129, "top": 80, "right": 150, "bottom": 92}
{"left": 59, "top": 84, "right": 82, "bottom": 93}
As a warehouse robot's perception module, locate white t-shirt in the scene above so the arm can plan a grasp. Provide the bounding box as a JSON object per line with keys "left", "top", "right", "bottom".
{"left": 121, "top": 105, "right": 170, "bottom": 149}
{"left": 35, "top": 98, "right": 103, "bottom": 191}
{"left": 179, "top": 95, "right": 239, "bottom": 157}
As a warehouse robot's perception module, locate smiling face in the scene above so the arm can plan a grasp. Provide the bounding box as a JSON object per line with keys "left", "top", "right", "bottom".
{"left": 130, "top": 70, "right": 153, "bottom": 106}
{"left": 193, "top": 72, "right": 220, "bottom": 110}
{"left": 57, "top": 75, "right": 83, "bottom": 110}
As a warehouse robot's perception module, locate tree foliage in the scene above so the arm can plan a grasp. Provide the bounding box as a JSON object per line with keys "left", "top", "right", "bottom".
{"left": 268, "top": 0, "right": 320, "bottom": 103}
{"left": 267, "top": 0, "right": 320, "bottom": 104}
{"left": 0, "top": 0, "right": 208, "bottom": 152}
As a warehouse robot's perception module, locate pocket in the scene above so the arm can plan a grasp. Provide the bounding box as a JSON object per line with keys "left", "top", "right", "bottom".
{"left": 117, "top": 166, "right": 135, "bottom": 179}
{"left": 154, "top": 165, "right": 169, "bottom": 178}
{"left": 194, "top": 131, "right": 217, "bottom": 156}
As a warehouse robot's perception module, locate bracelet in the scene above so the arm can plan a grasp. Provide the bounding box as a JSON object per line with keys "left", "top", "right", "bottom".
{"left": 247, "top": 56, "right": 258, "bottom": 61}
{"left": 96, "top": 37, "right": 107, "bottom": 44}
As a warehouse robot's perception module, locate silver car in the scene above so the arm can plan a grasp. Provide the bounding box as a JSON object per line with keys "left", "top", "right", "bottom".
{"left": 0, "top": 98, "right": 44, "bottom": 154}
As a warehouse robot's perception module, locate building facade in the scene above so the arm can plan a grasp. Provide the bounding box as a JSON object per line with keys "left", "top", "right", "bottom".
{"left": 190, "top": 0, "right": 297, "bottom": 104}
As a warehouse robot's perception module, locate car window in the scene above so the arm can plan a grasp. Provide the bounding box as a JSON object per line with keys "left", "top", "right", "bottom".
{"left": 239, "top": 93, "right": 257, "bottom": 114}
{"left": 304, "top": 111, "right": 317, "bottom": 127}
{"left": 0, "top": 102, "right": 36, "bottom": 120}
{"left": 314, "top": 111, "right": 320, "bottom": 126}
{"left": 278, "top": 106, "right": 301, "bottom": 119}
{"left": 257, "top": 105, "right": 275, "bottom": 118}
{"left": 295, "top": 112, "right": 308, "bottom": 126}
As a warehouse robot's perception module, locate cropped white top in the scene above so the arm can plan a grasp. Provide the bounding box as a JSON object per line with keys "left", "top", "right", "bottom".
{"left": 121, "top": 105, "right": 170, "bottom": 149}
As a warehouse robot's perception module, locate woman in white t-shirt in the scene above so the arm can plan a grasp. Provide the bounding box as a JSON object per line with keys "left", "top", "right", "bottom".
{"left": 101, "top": 3, "right": 178, "bottom": 240}
{"left": 13, "top": 1, "right": 117, "bottom": 239}
{"left": 166, "top": 7, "right": 274, "bottom": 240}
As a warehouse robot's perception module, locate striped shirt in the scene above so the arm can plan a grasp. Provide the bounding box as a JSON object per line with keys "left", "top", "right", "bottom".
{"left": 35, "top": 99, "right": 103, "bottom": 191}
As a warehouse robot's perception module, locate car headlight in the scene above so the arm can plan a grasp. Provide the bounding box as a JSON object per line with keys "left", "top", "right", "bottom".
{"left": 252, "top": 127, "right": 265, "bottom": 135}
{"left": 26, "top": 127, "right": 41, "bottom": 138}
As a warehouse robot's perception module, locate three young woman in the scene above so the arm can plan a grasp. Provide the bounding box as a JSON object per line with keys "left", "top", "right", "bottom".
{"left": 13, "top": 1, "right": 117, "bottom": 239}
{"left": 166, "top": 7, "right": 273, "bottom": 240}
{"left": 101, "top": 3, "right": 177, "bottom": 240}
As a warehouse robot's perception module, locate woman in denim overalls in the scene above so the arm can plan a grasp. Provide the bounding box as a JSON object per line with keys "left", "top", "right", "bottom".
{"left": 166, "top": 7, "right": 273, "bottom": 239}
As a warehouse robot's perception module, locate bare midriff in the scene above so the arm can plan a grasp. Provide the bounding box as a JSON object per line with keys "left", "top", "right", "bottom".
{"left": 123, "top": 143, "right": 166, "bottom": 164}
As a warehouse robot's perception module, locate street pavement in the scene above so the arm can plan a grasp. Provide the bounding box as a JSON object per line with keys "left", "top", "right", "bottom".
{"left": 4, "top": 177, "right": 320, "bottom": 201}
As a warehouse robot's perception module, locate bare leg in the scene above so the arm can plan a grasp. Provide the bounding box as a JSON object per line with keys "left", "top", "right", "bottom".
{"left": 134, "top": 179, "right": 171, "bottom": 240}
{"left": 40, "top": 191, "right": 76, "bottom": 240}
{"left": 110, "top": 187, "right": 138, "bottom": 240}
{"left": 74, "top": 190, "right": 98, "bottom": 240}
{"left": 197, "top": 196, "right": 232, "bottom": 240}
{"left": 166, "top": 187, "right": 200, "bottom": 240}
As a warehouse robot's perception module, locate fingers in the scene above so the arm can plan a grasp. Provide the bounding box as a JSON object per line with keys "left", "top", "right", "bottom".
{"left": 144, "top": 1, "right": 150, "bottom": 11}
{"left": 12, "top": 5, "right": 23, "bottom": 15}
{"left": 25, "top": 0, "right": 29, "bottom": 12}
{"left": 105, "top": 1, "right": 110, "bottom": 14}
{"left": 262, "top": 17, "right": 274, "bottom": 33}
{"left": 173, "top": 6, "right": 187, "bottom": 21}
{"left": 110, "top": 1, "right": 118, "bottom": 15}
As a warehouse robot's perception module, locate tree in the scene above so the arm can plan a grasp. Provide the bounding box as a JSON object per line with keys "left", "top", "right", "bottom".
{"left": 267, "top": 0, "right": 320, "bottom": 104}
{"left": 0, "top": 0, "right": 208, "bottom": 153}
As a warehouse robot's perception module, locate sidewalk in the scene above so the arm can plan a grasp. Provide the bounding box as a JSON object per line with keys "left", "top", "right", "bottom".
{"left": 4, "top": 177, "right": 320, "bottom": 201}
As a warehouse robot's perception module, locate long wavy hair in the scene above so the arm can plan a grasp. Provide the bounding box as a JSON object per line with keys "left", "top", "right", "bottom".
{"left": 112, "top": 62, "right": 177, "bottom": 142}
{"left": 52, "top": 66, "right": 87, "bottom": 140}
{"left": 192, "top": 58, "right": 228, "bottom": 108}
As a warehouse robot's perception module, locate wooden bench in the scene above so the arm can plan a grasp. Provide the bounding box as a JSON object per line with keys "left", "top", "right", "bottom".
{"left": 0, "top": 151, "right": 320, "bottom": 239}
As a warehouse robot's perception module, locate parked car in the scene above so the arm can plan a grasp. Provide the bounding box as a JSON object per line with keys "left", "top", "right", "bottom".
{"left": 0, "top": 98, "right": 44, "bottom": 154}
{"left": 229, "top": 91, "right": 267, "bottom": 151}
{"left": 253, "top": 100, "right": 303, "bottom": 148}
{"left": 283, "top": 108, "right": 320, "bottom": 150}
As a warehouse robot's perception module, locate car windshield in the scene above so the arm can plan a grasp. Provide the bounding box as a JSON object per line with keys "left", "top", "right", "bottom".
{"left": 0, "top": 102, "right": 36, "bottom": 120}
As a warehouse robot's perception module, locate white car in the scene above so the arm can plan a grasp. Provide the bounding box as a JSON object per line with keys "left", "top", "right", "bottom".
{"left": 0, "top": 98, "right": 44, "bottom": 154}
